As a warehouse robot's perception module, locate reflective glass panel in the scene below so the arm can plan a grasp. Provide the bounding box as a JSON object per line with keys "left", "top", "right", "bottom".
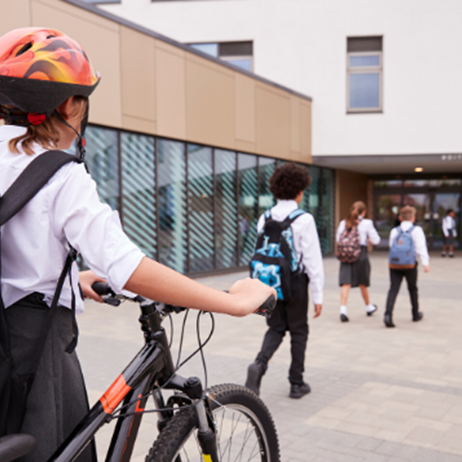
{"left": 158, "top": 140, "right": 187, "bottom": 273}
{"left": 223, "top": 58, "right": 253, "bottom": 72}
{"left": 120, "top": 133, "right": 156, "bottom": 259}
{"left": 297, "top": 163, "right": 315, "bottom": 214}
{"left": 188, "top": 144, "right": 214, "bottom": 272}
{"left": 349, "top": 73, "right": 380, "bottom": 109}
{"left": 374, "top": 194, "right": 402, "bottom": 248}
{"left": 403, "top": 193, "right": 431, "bottom": 239}
{"left": 374, "top": 180, "right": 403, "bottom": 188}
{"left": 215, "top": 149, "right": 238, "bottom": 269}
{"left": 258, "top": 157, "right": 276, "bottom": 216}
{"left": 349, "top": 55, "right": 380, "bottom": 67}
{"left": 319, "top": 168, "right": 335, "bottom": 254}
{"left": 238, "top": 154, "right": 258, "bottom": 266}
{"left": 85, "top": 126, "right": 119, "bottom": 211}
{"left": 433, "top": 193, "right": 460, "bottom": 249}
{"left": 190, "top": 43, "right": 218, "bottom": 57}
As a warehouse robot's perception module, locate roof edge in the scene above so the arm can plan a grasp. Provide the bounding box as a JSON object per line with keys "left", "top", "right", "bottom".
{"left": 62, "top": 0, "right": 313, "bottom": 102}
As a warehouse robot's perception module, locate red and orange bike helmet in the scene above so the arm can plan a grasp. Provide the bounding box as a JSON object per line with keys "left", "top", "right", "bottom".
{"left": 0, "top": 27, "right": 101, "bottom": 154}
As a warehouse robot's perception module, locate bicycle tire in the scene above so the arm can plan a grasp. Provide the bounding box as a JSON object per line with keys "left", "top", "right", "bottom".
{"left": 145, "top": 383, "right": 280, "bottom": 462}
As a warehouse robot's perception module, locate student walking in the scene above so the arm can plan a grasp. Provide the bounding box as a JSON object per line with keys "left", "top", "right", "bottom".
{"left": 336, "top": 201, "right": 380, "bottom": 322}
{"left": 384, "top": 205, "right": 430, "bottom": 328}
{"left": 245, "top": 163, "right": 324, "bottom": 399}
{"left": 0, "top": 27, "right": 274, "bottom": 461}
{"left": 442, "top": 209, "right": 457, "bottom": 257}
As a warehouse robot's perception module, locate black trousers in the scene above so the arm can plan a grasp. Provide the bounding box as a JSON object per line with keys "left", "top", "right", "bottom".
{"left": 255, "top": 274, "right": 309, "bottom": 385}
{"left": 5, "top": 294, "right": 96, "bottom": 462}
{"left": 385, "top": 264, "right": 419, "bottom": 316}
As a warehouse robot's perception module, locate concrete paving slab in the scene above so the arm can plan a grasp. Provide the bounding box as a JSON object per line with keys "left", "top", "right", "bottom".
{"left": 76, "top": 251, "right": 462, "bottom": 461}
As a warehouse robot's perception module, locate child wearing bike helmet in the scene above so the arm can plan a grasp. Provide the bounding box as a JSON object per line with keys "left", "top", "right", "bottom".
{"left": 0, "top": 27, "right": 275, "bottom": 462}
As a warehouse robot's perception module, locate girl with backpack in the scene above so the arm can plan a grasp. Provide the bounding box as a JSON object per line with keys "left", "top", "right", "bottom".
{"left": 0, "top": 27, "right": 275, "bottom": 462}
{"left": 336, "top": 201, "right": 380, "bottom": 322}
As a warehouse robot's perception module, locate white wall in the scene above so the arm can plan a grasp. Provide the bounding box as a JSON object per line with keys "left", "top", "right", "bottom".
{"left": 101, "top": 0, "right": 462, "bottom": 157}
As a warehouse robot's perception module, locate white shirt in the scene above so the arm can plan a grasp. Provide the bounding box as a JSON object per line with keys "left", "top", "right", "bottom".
{"left": 336, "top": 218, "right": 381, "bottom": 247}
{"left": 389, "top": 221, "right": 430, "bottom": 266}
{"left": 256, "top": 200, "right": 324, "bottom": 305}
{"left": 0, "top": 125, "right": 145, "bottom": 313}
{"left": 442, "top": 216, "right": 457, "bottom": 237}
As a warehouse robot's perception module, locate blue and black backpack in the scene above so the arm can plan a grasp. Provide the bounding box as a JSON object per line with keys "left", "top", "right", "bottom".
{"left": 389, "top": 225, "right": 416, "bottom": 269}
{"left": 249, "top": 209, "right": 305, "bottom": 301}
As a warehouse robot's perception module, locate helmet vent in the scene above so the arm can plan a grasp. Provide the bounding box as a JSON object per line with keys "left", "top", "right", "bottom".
{"left": 16, "top": 42, "right": 33, "bottom": 57}
{"left": 46, "top": 35, "right": 56, "bottom": 39}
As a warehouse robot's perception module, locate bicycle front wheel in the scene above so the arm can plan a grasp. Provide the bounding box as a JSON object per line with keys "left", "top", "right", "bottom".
{"left": 146, "top": 383, "right": 280, "bottom": 462}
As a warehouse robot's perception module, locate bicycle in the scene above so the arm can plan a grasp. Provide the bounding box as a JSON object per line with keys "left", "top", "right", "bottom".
{"left": 0, "top": 284, "right": 279, "bottom": 462}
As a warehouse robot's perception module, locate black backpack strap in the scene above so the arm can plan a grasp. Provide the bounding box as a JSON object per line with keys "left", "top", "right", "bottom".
{"left": 0, "top": 150, "right": 82, "bottom": 226}
{"left": 0, "top": 150, "right": 82, "bottom": 386}
{"left": 281, "top": 208, "right": 306, "bottom": 228}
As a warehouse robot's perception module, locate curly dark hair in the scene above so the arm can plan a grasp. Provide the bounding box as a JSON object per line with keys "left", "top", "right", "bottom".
{"left": 269, "top": 163, "right": 311, "bottom": 200}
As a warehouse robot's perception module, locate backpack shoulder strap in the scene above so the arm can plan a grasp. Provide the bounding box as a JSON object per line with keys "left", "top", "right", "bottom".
{"left": 282, "top": 208, "right": 306, "bottom": 228}
{"left": 404, "top": 225, "right": 415, "bottom": 234}
{"left": 0, "top": 150, "right": 81, "bottom": 227}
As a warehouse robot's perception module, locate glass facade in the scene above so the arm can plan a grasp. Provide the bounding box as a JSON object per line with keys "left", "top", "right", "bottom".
{"left": 84, "top": 125, "right": 335, "bottom": 275}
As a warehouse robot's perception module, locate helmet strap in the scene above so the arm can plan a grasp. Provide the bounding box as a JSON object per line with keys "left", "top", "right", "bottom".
{"left": 52, "top": 109, "right": 86, "bottom": 160}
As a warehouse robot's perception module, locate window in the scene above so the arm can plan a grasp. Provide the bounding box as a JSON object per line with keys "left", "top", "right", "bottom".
{"left": 347, "top": 36, "right": 382, "bottom": 113}
{"left": 189, "top": 41, "right": 253, "bottom": 72}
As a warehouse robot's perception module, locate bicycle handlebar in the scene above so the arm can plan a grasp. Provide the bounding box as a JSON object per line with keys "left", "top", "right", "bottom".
{"left": 91, "top": 282, "right": 276, "bottom": 317}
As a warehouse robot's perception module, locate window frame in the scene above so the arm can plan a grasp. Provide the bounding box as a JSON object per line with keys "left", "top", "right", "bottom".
{"left": 220, "top": 55, "right": 253, "bottom": 72}
{"left": 346, "top": 50, "right": 383, "bottom": 114}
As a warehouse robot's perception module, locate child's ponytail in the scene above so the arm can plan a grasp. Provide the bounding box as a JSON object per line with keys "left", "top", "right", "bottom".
{"left": 345, "top": 201, "right": 366, "bottom": 229}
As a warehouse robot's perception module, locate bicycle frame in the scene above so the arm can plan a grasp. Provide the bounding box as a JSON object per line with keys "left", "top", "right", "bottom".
{"left": 47, "top": 298, "right": 215, "bottom": 462}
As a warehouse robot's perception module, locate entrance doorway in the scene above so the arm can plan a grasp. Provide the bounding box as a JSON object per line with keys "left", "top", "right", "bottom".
{"left": 373, "top": 179, "right": 461, "bottom": 249}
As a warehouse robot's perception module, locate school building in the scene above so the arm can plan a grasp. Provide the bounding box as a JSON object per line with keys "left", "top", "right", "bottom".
{"left": 4, "top": 0, "right": 461, "bottom": 277}
{"left": 95, "top": 0, "right": 462, "bottom": 253}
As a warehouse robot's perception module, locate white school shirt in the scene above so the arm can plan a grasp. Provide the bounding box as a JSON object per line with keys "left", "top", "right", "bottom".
{"left": 336, "top": 218, "right": 381, "bottom": 246}
{"left": 389, "top": 221, "right": 430, "bottom": 266}
{"left": 256, "top": 200, "right": 324, "bottom": 305}
{"left": 0, "top": 125, "right": 145, "bottom": 313}
{"left": 442, "top": 216, "right": 457, "bottom": 237}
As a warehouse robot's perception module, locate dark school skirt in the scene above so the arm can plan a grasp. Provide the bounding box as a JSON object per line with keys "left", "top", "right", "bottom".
{"left": 339, "top": 246, "right": 371, "bottom": 288}
{"left": 5, "top": 293, "right": 96, "bottom": 462}
{"left": 444, "top": 229, "right": 455, "bottom": 246}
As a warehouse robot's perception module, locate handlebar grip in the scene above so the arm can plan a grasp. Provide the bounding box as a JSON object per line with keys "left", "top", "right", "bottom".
{"left": 256, "top": 295, "right": 277, "bottom": 316}
{"left": 91, "top": 282, "right": 114, "bottom": 296}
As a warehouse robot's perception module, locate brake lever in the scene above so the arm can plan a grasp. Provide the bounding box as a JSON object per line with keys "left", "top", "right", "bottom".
{"left": 102, "top": 296, "right": 121, "bottom": 307}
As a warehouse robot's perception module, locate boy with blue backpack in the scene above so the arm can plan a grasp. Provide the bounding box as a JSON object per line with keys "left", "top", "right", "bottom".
{"left": 246, "top": 163, "right": 324, "bottom": 399}
{"left": 385, "top": 205, "right": 430, "bottom": 328}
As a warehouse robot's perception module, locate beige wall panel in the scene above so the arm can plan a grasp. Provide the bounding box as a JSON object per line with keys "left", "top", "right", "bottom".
{"left": 120, "top": 26, "right": 155, "bottom": 122}
{"left": 235, "top": 74, "right": 256, "bottom": 143}
{"left": 335, "top": 169, "right": 369, "bottom": 228}
{"left": 155, "top": 39, "right": 185, "bottom": 58}
{"left": 236, "top": 139, "right": 256, "bottom": 154}
{"left": 186, "top": 59, "right": 235, "bottom": 148}
{"left": 0, "top": 0, "right": 31, "bottom": 34}
{"left": 300, "top": 102, "right": 312, "bottom": 163}
{"left": 255, "top": 86, "right": 290, "bottom": 158}
{"left": 187, "top": 52, "right": 234, "bottom": 78}
{"left": 41, "top": 0, "right": 119, "bottom": 31}
{"left": 155, "top": 46, "right": 187, "bottom": 139}
{"left": 122, "top": 115, "right": 156, "bottom": 134}
{"left": 290, "top": 97, "right": 301, "bottom": 154}
{"left": 31, "top": 2, "right": 122, "bottom": 128}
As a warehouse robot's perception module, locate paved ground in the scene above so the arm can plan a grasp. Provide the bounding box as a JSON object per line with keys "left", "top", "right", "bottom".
{"left": 78, "top": 252, "right": 462, "bottom": 461}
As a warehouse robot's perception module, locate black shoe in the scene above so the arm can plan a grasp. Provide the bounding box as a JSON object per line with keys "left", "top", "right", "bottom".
{"left": 449, "top": 253, "right": 454, "bottom": 258}
{"left": 367, "top": 305, "right": 378, "bottom": 316}
{"left": 441, "top": 252, "right": 446, "bottom": 257}
{"left": 245, "top": 361, "right": 265, "bottom": 396}
{"left": 289, "top": 382, "right": 311, "bottom": 399}
{"left": 413, "top": 312, "right": 424, "bottom": 322}
{"left": 340, "top": 314, "right": 349, "bottom": 322}
{"left": 384, "top": 313, "right": 395, "bottom": 328}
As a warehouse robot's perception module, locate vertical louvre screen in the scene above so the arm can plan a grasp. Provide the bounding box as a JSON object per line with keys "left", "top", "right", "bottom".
{"left": 258, "top": 157, "right": 276, "bottom": 216}
{"left": 188, "top": 145, "right": 214, "bottom": 272}
{"left": 158, "top": 139, "right": 187, "bottom": 273}
{"left": 215, "top": 149, "right": 238, "bottom": 269}
{"left": 85, "top": 126, "right": 119, "bottom": 211}
{"left": 319, "top": 169, "right": 335, "bottom": 254}
{"left": 238, "top": 153, "right": 258, "bottom": 266}
{"left": 120, "top": 133, "right": 156, "bottom": 259}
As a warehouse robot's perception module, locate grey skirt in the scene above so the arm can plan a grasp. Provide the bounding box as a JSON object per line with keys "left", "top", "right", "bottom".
{"left": 5, "top": 294, "right": 96, "bottom": 462}
{"left": 339, "top": 246, "right": 371, "bottom": 287}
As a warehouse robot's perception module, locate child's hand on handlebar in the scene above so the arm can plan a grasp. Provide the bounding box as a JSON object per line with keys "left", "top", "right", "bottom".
{"left": 228, "top": 278, "right": 277, "bottom": 317}
{"left": 79, "top": 270, "right": 106, "bottom": 303}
